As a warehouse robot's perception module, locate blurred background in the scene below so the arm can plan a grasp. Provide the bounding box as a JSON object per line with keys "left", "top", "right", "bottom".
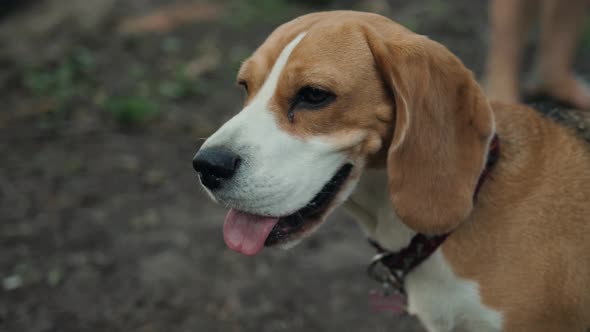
{"left": 1, "top": 1, "right": 589, "bottom": 331}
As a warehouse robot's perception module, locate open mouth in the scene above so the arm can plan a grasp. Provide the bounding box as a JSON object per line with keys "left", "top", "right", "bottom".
{"left": 223, "top": 163, "right": 353, "bottom": 255}
{"left": 264, "top": 163, "right": 353, "bottom": 246}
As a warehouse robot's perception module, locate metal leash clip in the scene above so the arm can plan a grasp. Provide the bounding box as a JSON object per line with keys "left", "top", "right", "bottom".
{"left": 367, "top": 252, "right": 406, "bottom": 295}
{"left": 367, "top": 252, "right": 409, "bottom": 314}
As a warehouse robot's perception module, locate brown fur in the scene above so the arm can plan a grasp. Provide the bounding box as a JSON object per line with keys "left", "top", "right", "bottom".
{"left": 445, "top": 102, "right": 590, "bottom": 331}
{"left": 236, "top": 11, "right": 590, "bottom": 331}
{"left": 237, "top": 12, "right": 394, "bottom": 160}
{"left": 362, "top": 23, "right": 495, "bottom": 235}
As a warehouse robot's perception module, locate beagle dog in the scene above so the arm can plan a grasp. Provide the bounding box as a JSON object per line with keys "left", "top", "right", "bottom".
{"left": 192, "top": 11, "right": 590, "bottom": 332}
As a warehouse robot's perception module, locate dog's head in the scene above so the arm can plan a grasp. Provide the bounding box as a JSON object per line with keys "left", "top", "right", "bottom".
{"left": 193, "top": 11, "right": 494, "bottom": 255}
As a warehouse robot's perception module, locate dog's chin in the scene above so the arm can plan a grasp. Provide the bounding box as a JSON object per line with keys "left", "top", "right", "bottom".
{"left": 263, "top": 163, "right": 354, "bottom": 248}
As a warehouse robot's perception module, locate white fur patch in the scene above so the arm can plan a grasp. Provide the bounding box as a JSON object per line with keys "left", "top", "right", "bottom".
{"left": 406, "top": 251, "right": 503, "bottom": 332}
{"left": 200, "top": 32, "right": 352, "bottom": 218}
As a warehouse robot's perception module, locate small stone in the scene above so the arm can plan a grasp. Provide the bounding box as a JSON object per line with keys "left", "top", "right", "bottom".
{"left": 3, "top": 275, "right": 22, "bottom": 291}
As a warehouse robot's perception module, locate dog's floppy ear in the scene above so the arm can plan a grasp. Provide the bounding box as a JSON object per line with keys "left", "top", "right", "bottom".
{"left": 363, "top": 24, "right": 494, "bottom": 234}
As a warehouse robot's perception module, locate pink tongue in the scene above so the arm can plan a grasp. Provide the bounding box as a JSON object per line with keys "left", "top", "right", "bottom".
{"left": 223, "top": 208, "right": 279, "bottom": 256}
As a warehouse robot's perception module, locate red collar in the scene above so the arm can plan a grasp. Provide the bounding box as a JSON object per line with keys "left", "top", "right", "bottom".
{"left": 475, "top": 134, "right": 500, "bottom": 198}
{"left": 368, "top": 134, "right": 500, "bottom": 296}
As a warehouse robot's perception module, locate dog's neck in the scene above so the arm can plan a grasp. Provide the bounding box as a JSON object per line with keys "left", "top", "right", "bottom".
{"left": 344, "top": 168, "right": 415, "bottom": 251}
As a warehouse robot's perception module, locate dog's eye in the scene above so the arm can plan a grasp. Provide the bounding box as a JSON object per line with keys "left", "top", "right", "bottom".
{"left": 238, "top": 80, "right": 248, "bottom": 93}
{"left": 293, "top": 86, "right": 335, "bottom": 109}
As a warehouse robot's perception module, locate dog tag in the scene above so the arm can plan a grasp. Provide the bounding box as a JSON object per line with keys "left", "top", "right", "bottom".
{"left": 368, "top": 287, "right": 407, "bottom": 314}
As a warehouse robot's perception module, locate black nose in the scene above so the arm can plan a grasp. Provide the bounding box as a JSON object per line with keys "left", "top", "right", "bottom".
{"left": 193, "top": 148, "right": 241, "bottom": 190}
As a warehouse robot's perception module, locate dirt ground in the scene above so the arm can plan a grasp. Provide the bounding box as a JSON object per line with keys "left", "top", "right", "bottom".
{"left": 1, "top": 1, "right": 589, "bottom": 331}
